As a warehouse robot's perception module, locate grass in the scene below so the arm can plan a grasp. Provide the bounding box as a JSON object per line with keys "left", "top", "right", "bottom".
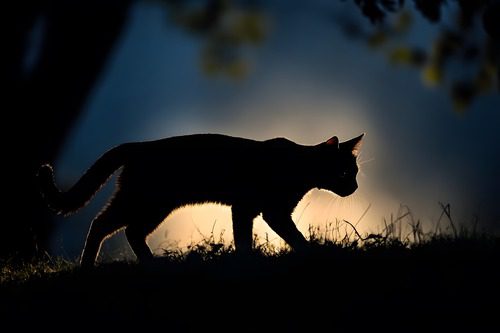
{"left": 0, "top": 254, "right": 74, "bottom": 285}
{"left": 1, "top": 205, "right": 499, "bottom": 332}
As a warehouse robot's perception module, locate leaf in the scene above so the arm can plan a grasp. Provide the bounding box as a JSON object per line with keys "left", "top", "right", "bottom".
{"left": 421, "top": 63, "right": 443, "bottom": 86}
{"left": 389, "top": 47, "right": 427, "bottom": 66}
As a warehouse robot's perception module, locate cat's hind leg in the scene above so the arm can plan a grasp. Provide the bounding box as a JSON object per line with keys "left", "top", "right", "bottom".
{"left": 125, "top": 223, "right": 155, "bottom": 263}
{"left": 80, "top": 199, "right": 126, "bottom": 267}
{"left": 124, "top": 204, "right": 170, "bottom": 263}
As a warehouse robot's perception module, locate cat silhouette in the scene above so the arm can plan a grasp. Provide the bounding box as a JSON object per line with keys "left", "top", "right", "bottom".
{"left": 39, "top": 133, "right": 364, "bottom": 266}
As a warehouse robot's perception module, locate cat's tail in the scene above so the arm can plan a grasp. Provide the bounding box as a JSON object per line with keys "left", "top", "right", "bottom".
{"left": 37, "top": 143, "right": 134, "bottom": 215}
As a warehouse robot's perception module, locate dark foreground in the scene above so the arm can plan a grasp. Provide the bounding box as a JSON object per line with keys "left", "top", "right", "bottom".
{"left": 1, "top": 238, "right": 499, "bottom": 332}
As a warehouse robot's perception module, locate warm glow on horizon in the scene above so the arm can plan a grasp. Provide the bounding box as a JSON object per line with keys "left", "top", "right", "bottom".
{"left": 147, "top": 182, "right": 401, "bottom": 255}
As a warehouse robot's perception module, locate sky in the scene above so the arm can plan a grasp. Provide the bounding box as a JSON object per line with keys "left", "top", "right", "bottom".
{"left": 51, "top": 0, "right": 499, "bottom": 259}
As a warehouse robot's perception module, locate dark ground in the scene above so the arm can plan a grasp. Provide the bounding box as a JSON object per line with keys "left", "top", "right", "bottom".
{"left": 1, "top": 238, "right": 499, "bottom": 332}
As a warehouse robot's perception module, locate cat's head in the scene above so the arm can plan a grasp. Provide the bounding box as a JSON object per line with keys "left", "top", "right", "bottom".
{"left": 314, "top": 134, "right": 364, "bottom": 197}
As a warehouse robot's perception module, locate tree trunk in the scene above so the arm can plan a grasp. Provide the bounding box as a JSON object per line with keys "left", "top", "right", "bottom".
{"left": 1, "top": 0, "right": 131, "bottom": 259}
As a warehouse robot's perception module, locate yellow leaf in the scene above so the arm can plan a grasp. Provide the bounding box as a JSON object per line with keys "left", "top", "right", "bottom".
{"left": 421, "top": 64, "right": 442, "bottom": 86}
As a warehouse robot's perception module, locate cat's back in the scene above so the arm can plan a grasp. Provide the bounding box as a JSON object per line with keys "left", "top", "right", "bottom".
{"left": 150, "top": 133, "right": 259, "bottom": 151}
{"left": 127, "top": 134, "right": 302, "bottom": 167}
{"left": 128, "top": 134, "right": 262, "bottom": 162}
{"left": 120, "top": 134, "right": 303, "bottom": 191}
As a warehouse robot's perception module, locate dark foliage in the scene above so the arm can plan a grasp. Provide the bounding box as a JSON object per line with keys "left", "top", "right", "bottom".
{"left": 413, "top": 0, "right": 445, "bottom": 22}
{"left": 342, "top": 0, "right": 500, "bottom": 111}
{"left": 353, "top": 0, "right": 404, "bottom": 23}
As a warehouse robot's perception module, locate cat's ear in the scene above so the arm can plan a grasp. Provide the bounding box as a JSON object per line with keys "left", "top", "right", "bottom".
{"left": 325, "top": 136, "right": 339, "bottom": 148}
{"left": 341, "top": 133, "right": 364, "bottom": 157}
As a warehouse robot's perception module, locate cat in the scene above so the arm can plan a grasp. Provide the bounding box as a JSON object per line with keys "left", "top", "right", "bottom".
{"left": 38, "top": 133, "right": 364, "bottom": 266}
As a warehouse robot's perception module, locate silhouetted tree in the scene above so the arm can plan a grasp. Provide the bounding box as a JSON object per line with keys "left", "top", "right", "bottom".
{"left": 160, "top": 0, "right": 267, "bottom": 78}
{"left": 341, "top": 0, "right": 499, "bottom": 111}
{"left": 2, "top": 0, "right": 132, "bottom": 259}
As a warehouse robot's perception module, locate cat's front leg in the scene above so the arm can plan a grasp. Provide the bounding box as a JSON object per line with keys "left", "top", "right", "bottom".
{"left": 231, "top": 205, "right": 259, "bottom": 253}
{"left": 262, "top": 210, "right": 308, "bottom": 251}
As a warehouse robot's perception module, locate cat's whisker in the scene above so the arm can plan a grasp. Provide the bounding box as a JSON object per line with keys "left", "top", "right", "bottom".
{"left": 358, "top": 158, "right": 374, "bottom": 166}
{"left": 357, "top": 159, "right": 373, "bottom": 178}
{"left": 296, "top": 200, "right": 312, "bottom": 225}
{"left": 323, "top": 199, "right": 335, "bottom": 222}
{"left": 326, "top": 196, "right": 336, "bottom": 213}
{"left": 325, "top": 194, "right": 344, "bottom": 224}
{"left": 358, "top": 169, "right": 368, "bottom": 178}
